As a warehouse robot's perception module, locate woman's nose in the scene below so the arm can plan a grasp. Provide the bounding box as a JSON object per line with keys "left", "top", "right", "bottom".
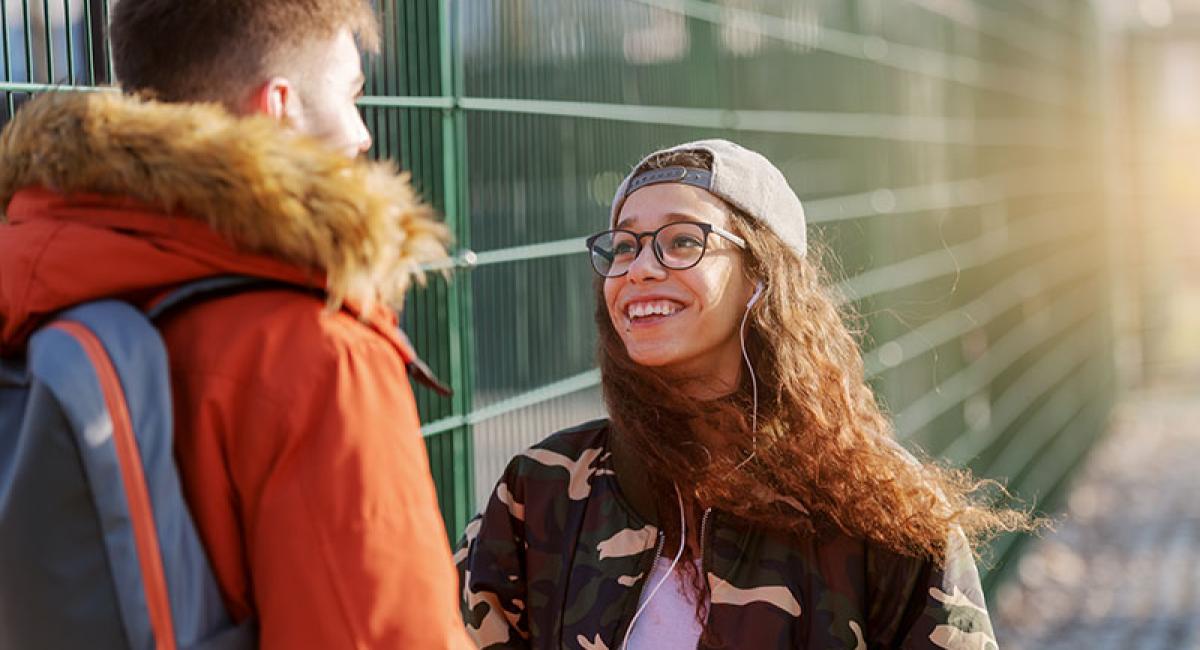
{"left": 626, "top": 238, "right": 667, "bottom": 282}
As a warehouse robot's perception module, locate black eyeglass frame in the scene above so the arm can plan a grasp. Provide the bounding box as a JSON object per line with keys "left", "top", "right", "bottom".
{"left": 585, "top": 221, "right": 747, "bottom": 278}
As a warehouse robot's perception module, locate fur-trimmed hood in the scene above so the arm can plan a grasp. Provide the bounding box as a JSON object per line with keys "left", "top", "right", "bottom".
{"left": 0, "top": 91, "right": 448, "bottom": 311}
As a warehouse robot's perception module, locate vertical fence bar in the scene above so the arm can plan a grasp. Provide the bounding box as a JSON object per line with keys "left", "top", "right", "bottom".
{"left": 62, "top": 0, "right": 73, "bottom": 84}
{"left": 39, "top": 0, "right": 51, "bottom": 81}
{"left": 21, "top": 0, "right": 33, "bottom": 83}
{"left": 85, "top": 0, "right": 107, "bottom": 84}
{"left": 81, "top": 0, "right": 93, "bottom": 82}
{"left": 431, "top": 0, "right": 474, "bottom": 541}
{"left": 100, "top": 0, "right": 109, "bottom": 81}
{"left": 3, "top": 0, "right": 15, "bottom": 116}
{"left": 376, "top": 0, "right": 392, "bottom": 163}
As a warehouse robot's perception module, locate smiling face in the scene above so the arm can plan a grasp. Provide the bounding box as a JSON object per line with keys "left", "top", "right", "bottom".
{"left": 604, "top": 183, "right": 755, "bottom": 395}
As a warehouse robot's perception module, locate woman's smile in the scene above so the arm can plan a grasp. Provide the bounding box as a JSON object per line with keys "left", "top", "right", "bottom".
{"left": 621, "top": 297, "right": 686, "bottom": 329}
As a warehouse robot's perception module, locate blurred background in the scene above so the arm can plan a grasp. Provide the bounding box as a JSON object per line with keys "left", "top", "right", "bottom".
{"left": 3, "top": 1, "right": 1198, "bottom": 646}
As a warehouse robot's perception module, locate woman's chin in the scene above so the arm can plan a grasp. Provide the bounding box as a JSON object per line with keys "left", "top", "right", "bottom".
{"left": 622, "top": 339, "right": 685, "bottom": 368}
{"left": 626, "top": 349, "right": 708, "bottom": 381}
{"left": 625, "top": 349, "right": 675, "bottom": 368}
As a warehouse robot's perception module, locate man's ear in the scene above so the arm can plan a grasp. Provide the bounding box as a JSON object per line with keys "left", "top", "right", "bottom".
{"left": 246, "top": 76, "right": 292, "bottom": 121}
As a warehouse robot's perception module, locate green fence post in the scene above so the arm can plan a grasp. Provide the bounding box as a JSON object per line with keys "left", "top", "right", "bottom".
{"left": 429, "top": 0, "right": 474, "bottom": 543}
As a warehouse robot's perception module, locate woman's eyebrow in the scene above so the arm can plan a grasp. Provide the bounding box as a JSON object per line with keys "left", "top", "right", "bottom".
{"left": 614, "top": 212, "right": 703, "bottom": 230}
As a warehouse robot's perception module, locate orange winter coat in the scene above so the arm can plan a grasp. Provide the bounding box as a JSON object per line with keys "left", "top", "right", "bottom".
{"left": 0, "top": 93, "right": 471, "bottom": 649}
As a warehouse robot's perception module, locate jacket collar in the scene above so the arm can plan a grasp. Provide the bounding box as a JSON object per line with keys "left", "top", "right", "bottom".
{"left": 0, "top": 91, "right": 448, "bottom": 313}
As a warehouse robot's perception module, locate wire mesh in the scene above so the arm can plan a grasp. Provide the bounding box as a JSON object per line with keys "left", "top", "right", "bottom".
{"left": 0, "top": 0, "right": 1118, "bottom": 591}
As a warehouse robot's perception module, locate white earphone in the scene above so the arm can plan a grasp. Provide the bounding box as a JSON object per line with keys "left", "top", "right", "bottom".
{"left": 734, "top": 281, "right": 764, "bottom": 471}
{"left": 746, "top": 281, "right": 765, "bottom": 308}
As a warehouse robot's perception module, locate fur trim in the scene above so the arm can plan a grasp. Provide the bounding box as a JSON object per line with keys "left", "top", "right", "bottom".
{"left": 0, "top": 91, "right": 449, "bottom": 311}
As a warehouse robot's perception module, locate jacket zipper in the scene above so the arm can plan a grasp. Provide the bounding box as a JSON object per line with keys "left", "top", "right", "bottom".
{"left": 695, "top": 508, "right": 713, "bottom": 650}
{"left": 650, "top": 529, "right": 666, "bottom": 570}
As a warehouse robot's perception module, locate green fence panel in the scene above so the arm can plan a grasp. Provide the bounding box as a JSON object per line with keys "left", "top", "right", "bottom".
{"left": 453, "top": 0, "right": 1117, "bottom": 591}
{"left": 0, "top": 0, "right": 1120, "bottom": 592}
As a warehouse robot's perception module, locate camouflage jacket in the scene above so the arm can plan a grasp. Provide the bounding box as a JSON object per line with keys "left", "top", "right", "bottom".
{"left": 456, "top": 419, "right": 997, "bottom": 649}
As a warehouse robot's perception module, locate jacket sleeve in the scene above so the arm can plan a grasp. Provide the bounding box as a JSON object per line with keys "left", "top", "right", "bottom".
{"left": 868, "top": 529, "right": 998, "bottom": 650}
{"left": 173, "top": 302, "right": 473, "bottom": 649}
{"left": 455, "top": 458, "right": 531, "bottom": 649}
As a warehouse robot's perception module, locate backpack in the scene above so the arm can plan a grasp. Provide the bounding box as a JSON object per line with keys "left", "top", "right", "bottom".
{"left": 0, "top": 276, "right": 266, "bottom": 650}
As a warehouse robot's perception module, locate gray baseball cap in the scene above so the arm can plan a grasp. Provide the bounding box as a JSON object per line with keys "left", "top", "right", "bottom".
{"left": 610, "top": 139, "right": 807, "bottom": 258}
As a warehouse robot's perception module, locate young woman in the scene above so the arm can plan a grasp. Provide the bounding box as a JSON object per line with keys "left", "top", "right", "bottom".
{"left": 457, "top": 139, "right": 1026, "bottom": 649}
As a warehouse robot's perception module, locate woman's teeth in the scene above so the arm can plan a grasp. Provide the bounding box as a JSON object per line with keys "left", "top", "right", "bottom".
{"left": 627, "top": 300, "right": 680, "bottom": 319}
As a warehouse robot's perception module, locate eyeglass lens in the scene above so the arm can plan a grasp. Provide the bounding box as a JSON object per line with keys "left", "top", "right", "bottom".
{"left": 590, "top": 222, "right": 708, "bottom": 277}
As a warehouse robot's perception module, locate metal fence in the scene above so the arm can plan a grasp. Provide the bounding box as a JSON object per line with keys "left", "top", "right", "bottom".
{"left": 1, "top": 0, "right": 1119, "bottom": 592}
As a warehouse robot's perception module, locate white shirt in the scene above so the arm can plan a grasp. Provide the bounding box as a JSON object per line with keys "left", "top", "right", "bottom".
{"left": 624, "top": 557, "right": 708, "bottom": 650}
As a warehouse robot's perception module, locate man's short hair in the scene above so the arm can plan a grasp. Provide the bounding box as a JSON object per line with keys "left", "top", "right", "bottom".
{"left": 110, "top": 0, "right": 380, "bottom": 104}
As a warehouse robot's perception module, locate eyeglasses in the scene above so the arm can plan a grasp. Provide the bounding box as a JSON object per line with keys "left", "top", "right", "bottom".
{"left": 585, "top": 221, "right": 747, "bottom": 278}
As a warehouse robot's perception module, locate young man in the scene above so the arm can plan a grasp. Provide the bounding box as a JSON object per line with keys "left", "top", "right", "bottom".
{"left": 0, "top": 1, "right": 470, "bottom": 647}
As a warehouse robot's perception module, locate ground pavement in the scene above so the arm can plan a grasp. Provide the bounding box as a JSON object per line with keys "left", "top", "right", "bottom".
{"left": 992, "top": 383, "right": 1200, "bottom": 649}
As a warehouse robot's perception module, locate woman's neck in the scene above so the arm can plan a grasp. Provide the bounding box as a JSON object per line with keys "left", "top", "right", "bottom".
{"left": 676, "top": 377, "right": 737, "bottom": 401}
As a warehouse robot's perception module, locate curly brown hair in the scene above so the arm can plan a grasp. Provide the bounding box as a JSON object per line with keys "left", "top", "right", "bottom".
{"left": 599, "top": 150, "right": 1032, "bottom": 566}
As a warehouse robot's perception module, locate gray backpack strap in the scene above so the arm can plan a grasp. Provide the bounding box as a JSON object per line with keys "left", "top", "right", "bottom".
{"left": 153, "top": 276, "right": 454, "bottom": 398}
{"left": 147, "top": 276, "right": 296, "bottom": 321}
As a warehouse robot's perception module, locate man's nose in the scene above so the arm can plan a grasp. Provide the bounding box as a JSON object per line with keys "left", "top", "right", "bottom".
{"left": 352, "top": 112, "right": 372, "bottom": 156}
{"left": 356, "top": 122, "right": 372, "bottom": 155}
